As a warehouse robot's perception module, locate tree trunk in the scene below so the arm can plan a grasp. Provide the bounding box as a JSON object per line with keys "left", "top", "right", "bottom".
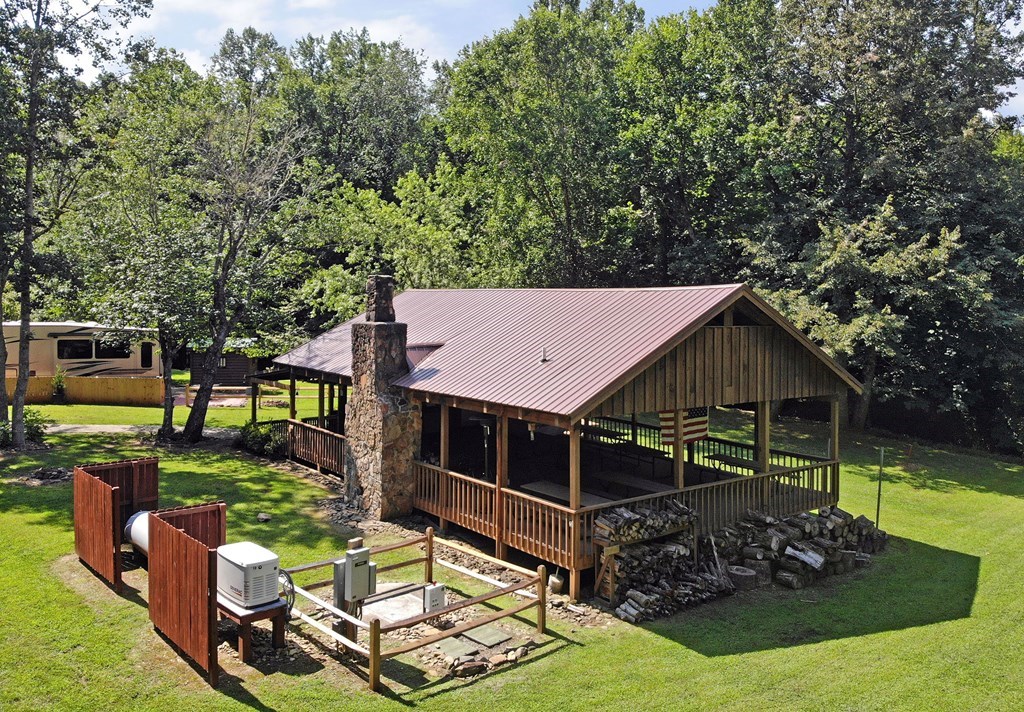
{"left": 157, "top": 334, "right": 177, "bottom": 440}
{"left": 182, "top": 332, "right": 228, "bottom": 443}
{"left": 851, "top": 349, "right": 877, "bottom": 431}
{"left": 0, "top": 264, "right": 9, "bottom": 425}
{"left": 11, "top": 33, "right": 42, "bottom": 450}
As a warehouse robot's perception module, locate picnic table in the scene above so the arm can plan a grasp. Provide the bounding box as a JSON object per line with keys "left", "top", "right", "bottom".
{"left": 587, "top": 470, "right": 675, "bottom": 495}
{"left": 520, "top": 480, "right": 613, "bottom": 508}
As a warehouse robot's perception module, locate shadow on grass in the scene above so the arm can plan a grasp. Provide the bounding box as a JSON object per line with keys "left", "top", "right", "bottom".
{"left": 647, "top": 537, "right": 978, "bottom": 657}
{"left": 381, "top": 631, "right": 574, "bottom": 706}
{"left": 0, "top": 436, "right": 349, "bottom": 554}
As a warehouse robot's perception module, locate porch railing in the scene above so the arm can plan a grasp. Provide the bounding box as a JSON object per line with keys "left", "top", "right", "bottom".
{"left": 412, "top": 462, "right": 496, "bottom": 538}
{"left": 286, "top": 419, "right": 346, "bottom": 475}
{"left": 680, "top": 460, "right": 838, "bottom": 534}
{"left": 411, "top": 458, "right": 838, "bottom": 572}
{"left": 691, "top": 436, "right": 830, "bottom": 472}
{"left": 590, "top": 416, "right": 663, "bottom": 451}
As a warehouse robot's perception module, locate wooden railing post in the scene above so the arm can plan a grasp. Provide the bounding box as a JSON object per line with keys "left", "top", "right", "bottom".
{"left": 250, "top": 381, "right": 258, "bottom": 424}
{"left": 368, "top": 617, "right": 381, "bottom": 692}
{"left": 439, "top": 404, "right": 450, "bottom": 531}
{"left": 425, "top": 527, "right": 434, "bottom": 582}
{"left": 495, "top": 415, "right": 508, "bottom": 559}
{"left": 536, "top": 565, "right": 547, "bottom": 634}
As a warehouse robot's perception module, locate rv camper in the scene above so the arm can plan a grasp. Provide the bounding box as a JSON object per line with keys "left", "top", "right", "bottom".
{"left": 3, "top": 322, "right": 161, "bottom": 378}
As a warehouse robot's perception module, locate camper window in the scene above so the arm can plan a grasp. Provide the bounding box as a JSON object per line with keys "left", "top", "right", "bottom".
{"left": 140, "top": 342, "right": 153, "bottom": 369}
{"left": 57, "top": 339, "right": 93, "bottom": 360}
{"left": 95, "top": 342, "right": 131, "bottom": 359}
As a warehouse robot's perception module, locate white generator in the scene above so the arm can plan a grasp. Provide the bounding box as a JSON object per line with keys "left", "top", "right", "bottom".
{"left": 217, "top": 541, "right": 280, "bottom": 608}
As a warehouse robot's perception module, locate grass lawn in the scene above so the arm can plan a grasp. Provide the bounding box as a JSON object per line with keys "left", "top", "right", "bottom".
{"left": 2, "top": 417, "right": 1023, "bottom": 710}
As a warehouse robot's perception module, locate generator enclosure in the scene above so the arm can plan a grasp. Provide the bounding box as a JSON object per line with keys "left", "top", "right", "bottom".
{"left": 217, "top": 541, "right": 280, "bottom": 608}
{"left": 424, "top": 583, "right": 446, "bottom": 613}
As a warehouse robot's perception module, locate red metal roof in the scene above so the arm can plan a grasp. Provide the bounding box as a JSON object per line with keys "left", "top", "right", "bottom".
{"left": 276, "top": 284, "right": 763, "bottom": 417}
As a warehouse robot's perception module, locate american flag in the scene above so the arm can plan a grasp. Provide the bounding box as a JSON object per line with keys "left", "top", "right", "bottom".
{"left": 660, "top": 408, "right": 709, "bottom": 446}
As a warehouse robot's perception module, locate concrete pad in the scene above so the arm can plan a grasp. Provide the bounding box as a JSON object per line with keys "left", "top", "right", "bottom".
{"left": 361, "top": 583, "right": 425, "bottom": 626}
{"left": 435, "top": 637, "right": 478, "bottom": 658}
{"left": 462, "top": 624, "right": 512, "bottom": 648}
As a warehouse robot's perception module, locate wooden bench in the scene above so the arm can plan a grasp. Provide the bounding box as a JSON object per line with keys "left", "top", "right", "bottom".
{"left": 217, "top": 595, "right": 287, "bottom": 663}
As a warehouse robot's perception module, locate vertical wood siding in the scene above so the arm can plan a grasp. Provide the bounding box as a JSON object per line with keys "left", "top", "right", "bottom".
{"left": 591, "top": 326, "right": 844, "bottom": 416}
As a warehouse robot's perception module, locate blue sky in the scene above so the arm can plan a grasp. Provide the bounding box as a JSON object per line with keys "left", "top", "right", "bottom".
{"left": 119, "top": 0, "right": 1021, "bottom": 116}
{"left": 123, "top": 1, "right": 712, "bottom": 69}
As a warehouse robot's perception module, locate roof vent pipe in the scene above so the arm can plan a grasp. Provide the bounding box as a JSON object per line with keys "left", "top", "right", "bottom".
{"left": 540, "top": 347, "right": 549, "bottom": 364}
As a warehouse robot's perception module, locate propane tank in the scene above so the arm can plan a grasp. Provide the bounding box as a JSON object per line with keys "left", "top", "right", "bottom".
{"left": 124, "top": 511, "right": 151, "bottom": 555}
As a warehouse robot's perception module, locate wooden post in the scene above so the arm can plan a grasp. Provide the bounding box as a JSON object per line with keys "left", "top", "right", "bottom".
{"left": 288, "top": 375, "right": 297, "bottom": 420}
{"left": 425, "top": 527, "right": 434, "bottom": 582}
{"left": 328, "top": 383, "right": 335, "bottom": 415}
{"left": 439, "top": 403, "right": 450, "bottom": 469}
{"left": 569, "top": 568, "right": 581, "bottom": 602}
{"left": 368, "top": 617, "right": 381, "bottom": 692}
{"left": 568, "top": 422, "right": 582, "bottom": 602}
{"left": 318, "top": 378, "right": 325, "bottom": 422}
{"left": 830, "top": 395, "right": 841, "bottom": 500}
{"left": 338, "top": 384, "right": 348, "bottom": 434}
{"left": 829, "top": 396, "right": 840, "bottom": 461}
{"left": 756, "top": 401, "right": 770, "bottom": 473}
{"left": 249, "top": 381, "right": 257, "bottom": 424}
{"left": 630, "top": 412, "right": 638, "bottom": 445}
{"left": 439, "top": 403, "right": 450, "bottom": 531}
{"left": 673, "top": 409, "right": 685, "bottom": 489}
{"left": 536, "top": 565, "right": 547, "bottom": 634}
{"left": 494, "top": 415, "right": 508, "bottom": 560}
{"left": 569, "top": 423, "right": 581, "bottom": 510}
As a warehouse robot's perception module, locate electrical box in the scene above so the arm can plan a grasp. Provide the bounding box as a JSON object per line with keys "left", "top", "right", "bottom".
{"left": 334, "top": 546, "right": 377, "bottom": 603}
{"left": 423, "top": 583, "right": 446, "bottom": 614}
{"left": 217, "top": 541, "right": 280, "bottom": 608}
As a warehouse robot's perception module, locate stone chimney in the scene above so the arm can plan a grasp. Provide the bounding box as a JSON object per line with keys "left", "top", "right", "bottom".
{"left": 344, "top": 275, "right": 420, "bottom": 519}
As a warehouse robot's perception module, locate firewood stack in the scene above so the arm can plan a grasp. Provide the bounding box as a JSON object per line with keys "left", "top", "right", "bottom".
{"left": 611, "top": 530, "right": 724, "bottom": 623}
{"left": 594, "top": 500, "right": 697, "bottom": 545}
{"left": 708, "top": 506, "right": 888, "bottom": 591}
{"left": 609, "top": 506, "right": 888, "bottom": 622}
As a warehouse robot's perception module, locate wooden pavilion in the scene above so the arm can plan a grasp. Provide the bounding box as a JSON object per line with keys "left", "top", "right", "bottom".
{"left": 265, "top": 280, "right": 861, "bottom": 599}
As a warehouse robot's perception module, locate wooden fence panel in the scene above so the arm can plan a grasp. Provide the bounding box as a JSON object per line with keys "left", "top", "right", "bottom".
{"left": 5, "top": 376, "right": 163, "bottom": 405}
{"left": 65, "top": 376, "right": 164, "bottom": 406}
{"left": 73, "top": 467, "right": 122, "bottom": 591}
{"left": 4, "top": 376, "right": 52, "bottom": 404}
{"left": 149, "top": 504, "right": 224, "bottom": 686}
{"left": 76, "top": 458, "right": 160, "bottom": 527}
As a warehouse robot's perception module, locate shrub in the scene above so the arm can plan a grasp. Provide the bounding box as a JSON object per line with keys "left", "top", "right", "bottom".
{"left": 0, "top": 407, "right": 54, "bottom": 447}
{"left": 236, "top": 421, "right": 287, "bottom": 459}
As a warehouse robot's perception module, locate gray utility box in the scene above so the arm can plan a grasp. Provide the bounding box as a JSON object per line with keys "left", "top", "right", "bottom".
{"left": 333, "top": 546, "right": 377, "bottom": 604}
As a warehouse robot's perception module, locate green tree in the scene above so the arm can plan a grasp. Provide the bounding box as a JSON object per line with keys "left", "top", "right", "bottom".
{"left": 283, "top": 29, "right": 428, "bottom": 196}
{"left": 70, "top": 47, "right": 208, "bottom": 438}
{"left": 445, "top": 0, "right": 643, "bottom": 285}
{"left": 1, "top": 0, "right": 151, "bottom": 448}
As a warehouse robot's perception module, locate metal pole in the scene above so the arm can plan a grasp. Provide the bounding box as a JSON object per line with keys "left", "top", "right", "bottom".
{"left": 876, "top": 447, "right": 885, "bottom": 526}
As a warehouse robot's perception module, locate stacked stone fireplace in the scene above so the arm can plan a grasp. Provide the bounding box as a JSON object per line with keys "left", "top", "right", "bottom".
{"left": 344, "top": 275, "right": 421, "bottom": 519}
